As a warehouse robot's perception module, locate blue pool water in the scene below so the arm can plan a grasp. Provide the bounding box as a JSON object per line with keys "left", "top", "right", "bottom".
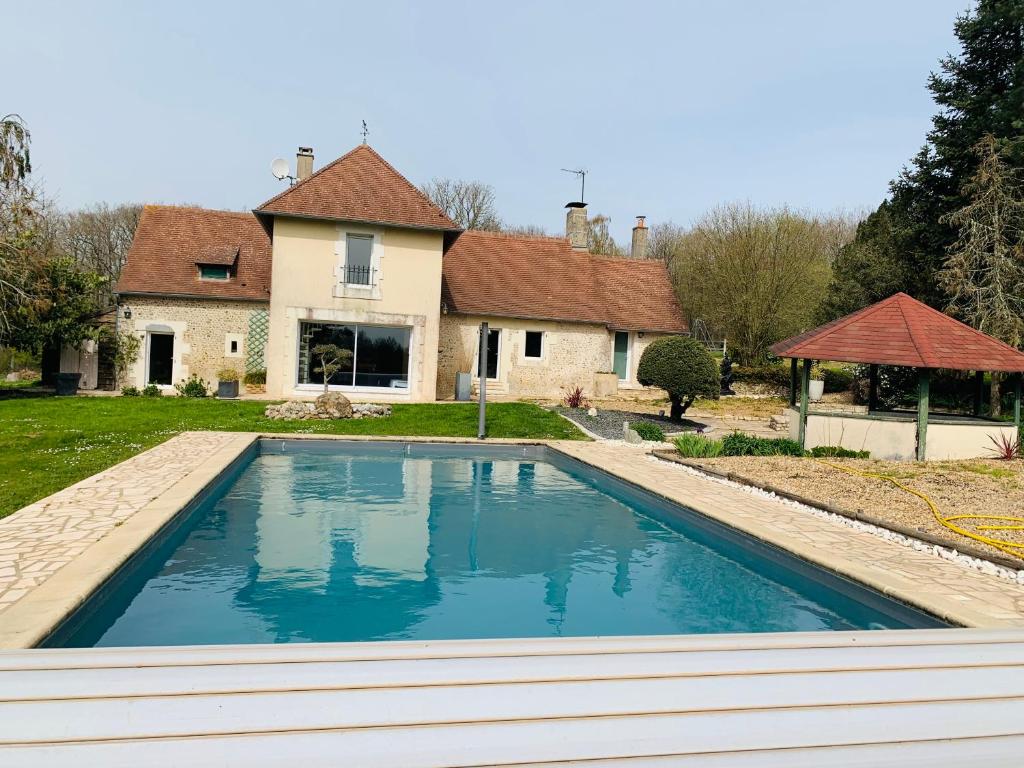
{"left": 52, "top": 442, "right": 942, "bottom": 647}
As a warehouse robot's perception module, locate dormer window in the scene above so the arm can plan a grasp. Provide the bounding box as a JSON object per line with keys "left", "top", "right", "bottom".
{"left": 195, "top": 245, "right": 239, "bottom": 282}
{"left": 199, "top": 264, "right": 230, "bottom": 281}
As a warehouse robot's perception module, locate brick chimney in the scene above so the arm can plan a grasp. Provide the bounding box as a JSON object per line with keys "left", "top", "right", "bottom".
{"left": 296, "top": 147, "right": 314, "bottom": 181}
{"left": 631, "top": 215, "right": 648, "bottom": 259}
{"left": 565, "top": 202, "right": 588, "bottom": 250}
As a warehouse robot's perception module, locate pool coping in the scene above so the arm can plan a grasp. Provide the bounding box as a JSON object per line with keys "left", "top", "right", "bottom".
{"left": 1, "top": 432, "right": 1023, "bottom": 648}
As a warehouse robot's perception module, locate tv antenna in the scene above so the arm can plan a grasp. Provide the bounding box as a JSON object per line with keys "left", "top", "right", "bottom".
{"left": 271, "top": 157, "right": 295, "bottom": 185}
{"left": 561, "top": 167, "right": 586, "bottom": 203}
{"left": 361, "top": 120, "right": 369, "bottom": 145}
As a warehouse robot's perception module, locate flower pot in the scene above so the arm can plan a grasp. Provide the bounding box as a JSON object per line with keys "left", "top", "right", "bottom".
{"left": 808, "top": 379, "right": 825, "bottom": 402}
{"left": 55, "top": 372, "right": 82, "bottom": 396}
{"left": 217, "top": 380, "right": 239, "bottom": 399}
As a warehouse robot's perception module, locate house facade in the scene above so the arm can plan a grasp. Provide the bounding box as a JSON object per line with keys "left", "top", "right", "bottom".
{"left": 115, "top": 145, "right": 687, "bottom": 401}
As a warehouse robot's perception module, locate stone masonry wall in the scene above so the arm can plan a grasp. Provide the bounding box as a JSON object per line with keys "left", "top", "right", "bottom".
{"left": 122, "top": 296, "right": 269, "bottom": 389}
{"left": 437, "top": 314, "right": 613, "bottom": 400}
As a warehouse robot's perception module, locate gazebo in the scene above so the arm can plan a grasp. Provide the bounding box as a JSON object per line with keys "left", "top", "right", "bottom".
{"left": 772, "top": 293, "right": 1024, "bottom": 461}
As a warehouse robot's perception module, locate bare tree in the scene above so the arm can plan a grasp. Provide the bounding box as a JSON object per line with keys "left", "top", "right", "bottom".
{"left": 502, "top": 224, "right": 548, "bottom": 237}
{"left": 420, "top": 178, "right": 502, "bottom": 231}
{"left": 671, "top": 203, "right": 833, "bottom": 364}
{"left": 648, "top": 221, "right": 687, "bottom": 271}
{"left": 0, "top": 114, "right": 37, "bottom": 340}
{"left": 55, "top": 203, "right": 142, "bottom": 309}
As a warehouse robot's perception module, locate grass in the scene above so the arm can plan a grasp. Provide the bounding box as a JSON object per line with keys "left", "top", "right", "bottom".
{"left": 0, "top": 397, "right": 584, "bottom": 518}
{"left": 0, "top": 378, "right": 42, "bottom": 390}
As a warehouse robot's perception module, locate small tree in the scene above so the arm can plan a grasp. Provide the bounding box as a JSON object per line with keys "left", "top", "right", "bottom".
{"left": 312, "top": 343, "right": 352, "bottom": 394}
{"left": 637, "top": 336, "right": 719, "bottom": 421}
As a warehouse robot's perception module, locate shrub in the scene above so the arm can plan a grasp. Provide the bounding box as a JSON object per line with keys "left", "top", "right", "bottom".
{"left": 174, "top": 375, "right": 209, "bottom": 398}
{"left": 674, "top": 433, "right": 724, "bottom": 458}
{"left": 637, "top": 336, "right": 719, "bottom": 421}
{"left": 121, "top": 385, "right": 140, "bottom": 397}
{"left": 243, "top": 368, "right": 267, "bottom": 386}
{"left": 217, "top": 367, "right": 240, "bottom": 382}
{"left": 631, "top": 422, "right": 665, "bottom": 442}
{"left": 809, "top": 445, "right": 869, "bottom": 459}
{"left": 821, "top": 366, "right": 855, "bottom": 394}
{"left": 721, "top": 432, "right": 805, "bottom": 457}
{"left": 989, "top": 433, "right": 1020, "bottom": 460}
{"left": 141, "top": 384, "right": 161, "bottom": 397}
{"left": 732, "top": 364, "right": 790, "bottom": 389}
{"left": 562, "top": 385, "right": 589, "bottom": 409}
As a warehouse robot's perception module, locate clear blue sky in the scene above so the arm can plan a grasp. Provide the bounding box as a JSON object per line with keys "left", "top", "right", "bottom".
{"left": 8, "top": 0, "right": 967, "bottom": 243}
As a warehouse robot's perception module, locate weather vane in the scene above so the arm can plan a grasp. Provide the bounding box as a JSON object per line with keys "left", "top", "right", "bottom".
{"left": 361, "top": 120, "right": 369, "bottom": 145}
{"left": 561, "top": 167, "right": 587, "bottom": 203}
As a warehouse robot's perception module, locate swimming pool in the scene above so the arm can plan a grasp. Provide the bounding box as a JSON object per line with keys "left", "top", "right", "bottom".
{"left": 48, "top": 440, "right": 942, "bottom": 647}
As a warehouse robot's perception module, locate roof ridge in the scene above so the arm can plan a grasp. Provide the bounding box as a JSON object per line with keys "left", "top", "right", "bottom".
{"left": 459, "top": 229, "right": 567, "bottom": 244}
{"left": 784, "top": 295, "right": 896, "bottom": 357}
{"left": 907, "top": 292, "right": 1024, "bottom": 359}
{"left": 144, "top": 204, "right": 256, "bottom": 218}
{"left": 255, "top": 144, "right": 366, "bottom": 212}
{"left": 894, "top": 294, "right": 934, "bottom": 368}
{"left": 359, "top": 145, "right": 460, "bottom": 229}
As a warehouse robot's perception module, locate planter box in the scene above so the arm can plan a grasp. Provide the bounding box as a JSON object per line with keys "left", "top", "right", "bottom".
{"left": 593, "top": 372, "right": 619, "bottom": 398}
{"left": 217, "top": 380, "right": 239, "bottom": 399}
{"left": 55, "top": 372, "right": 81, "bottom": 396}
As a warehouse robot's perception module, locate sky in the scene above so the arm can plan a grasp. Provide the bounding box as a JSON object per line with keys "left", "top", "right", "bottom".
{"left": 7, "top": 0, "right": 968, "bottom": 243}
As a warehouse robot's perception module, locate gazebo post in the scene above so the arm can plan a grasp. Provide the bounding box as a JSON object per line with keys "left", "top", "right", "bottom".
{"left": 868, "top": 364, "right": 879, "bottom": 412}
{"left": 1014, "top": 374, "right": 1021, "bottom": 430}
{"left": 789, "top": 358, "right": 798, "bottom": 408}
{"left": 973, "top": 371, "right": 985, "bottom": 417}
{"left": 916, "top": 369, "right": 930, "bottom": 461}
{"left": 798, "top": 358, "right": 811, "bottom": 450}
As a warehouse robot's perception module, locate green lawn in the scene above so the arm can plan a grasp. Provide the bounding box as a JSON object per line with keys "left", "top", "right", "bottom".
{"left": 0, "top": 397, "right": 584, "bottom": 518}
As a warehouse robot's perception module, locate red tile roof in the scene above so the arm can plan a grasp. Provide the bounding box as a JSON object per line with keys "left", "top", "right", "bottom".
{"left": 256, "top": 144, "right": 459, "bottom": 231}
{"left": 441, "top": 230, "right": 688, "bottom": 334}
{"left": 772, "top": 292, "right": 1024, "bottom": 372}
{"left": 116, "top": 206, "right": 271, "bottom": 301}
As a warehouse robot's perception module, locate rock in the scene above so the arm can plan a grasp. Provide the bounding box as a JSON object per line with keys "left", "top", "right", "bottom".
{"left": 4, "top": 372, "right": 17, "bottom": 382}
{"left": 587, "top": 407, "right": 598, "bottom": 417}
{"left": 315, "top": 392, "right": 352, "bottom": 419}
{"left": 265, "top": 395, "right": 393, "bottom": 421}
{"left": 623, "top": 421, "right": 643, "bottom": 444}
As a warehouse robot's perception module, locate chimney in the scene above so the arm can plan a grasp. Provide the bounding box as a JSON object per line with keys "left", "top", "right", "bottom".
{"left": 296, "top": 147, "right": 314, "bottom": 181}
{"left": 565, "top": 202, "right": 588, "bottom": 250}
{"left": 631, "top": 215, "right": 648, "bottom": 259}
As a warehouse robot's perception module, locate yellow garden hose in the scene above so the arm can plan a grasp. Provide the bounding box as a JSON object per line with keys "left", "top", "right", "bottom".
{"left": 816, "top": 460, "right": 1024, "bottom": 562}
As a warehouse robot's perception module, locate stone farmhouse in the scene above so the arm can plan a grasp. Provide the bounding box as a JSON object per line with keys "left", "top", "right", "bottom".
{"left": 114, "top": 145, "right": 686, "bottom": 401}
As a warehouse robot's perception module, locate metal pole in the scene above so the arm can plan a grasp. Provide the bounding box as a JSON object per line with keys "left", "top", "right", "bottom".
{"left": 1014, "top": 374, "right": 1021, "bottom": 431}
{"left": 477, "top": 322, "right": 488, "bottom": 440}
{"left": 917, "top": 369, "right": 930, "bottom": 461}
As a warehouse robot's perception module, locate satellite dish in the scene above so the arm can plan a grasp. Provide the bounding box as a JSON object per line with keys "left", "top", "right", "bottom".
{"left": 271, "top": 158, "right": 290, "bottom": 180}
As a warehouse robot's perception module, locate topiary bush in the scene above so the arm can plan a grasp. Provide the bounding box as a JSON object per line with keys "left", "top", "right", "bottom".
{"left": 637, "top": 336, "right": 719, "bottom": 421}
{"left": 631, "top": 422, "right": 665, "bottom": 442}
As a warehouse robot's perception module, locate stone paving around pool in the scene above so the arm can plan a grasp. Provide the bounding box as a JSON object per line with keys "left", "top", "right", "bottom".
{"left": 0, "top": 432, "right": 257, "bottom": 624}
{"left": 2, "top": 432, "right": 1024, "bottom": 648}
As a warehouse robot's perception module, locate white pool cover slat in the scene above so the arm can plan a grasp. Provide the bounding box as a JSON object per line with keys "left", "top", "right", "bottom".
{"left": 2, "top": 628, "right": 1023, "bottom": 767}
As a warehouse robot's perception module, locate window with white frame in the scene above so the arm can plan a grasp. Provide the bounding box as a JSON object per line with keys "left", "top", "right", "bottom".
{"left": 344, "top": 234, "right": 373, "bottom": 285}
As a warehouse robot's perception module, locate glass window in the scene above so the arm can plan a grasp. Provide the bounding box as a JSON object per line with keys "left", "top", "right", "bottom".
{"left": 298, "top": 321, "right": 410, "bottom": 389}
{"left": 345, "top": 234, "right": 373, "bottom": 285}
{"left": 524, "top": 331, "right": 542, "bottom": 359}
{"left": 199, "top": 264, "right": 229, "bottom": 280}
{"left": 355, "top": 326, "right": 410, "bottom": 388}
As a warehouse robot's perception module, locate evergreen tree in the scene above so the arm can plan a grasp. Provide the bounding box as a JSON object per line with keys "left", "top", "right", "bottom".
{"left": 823, "top": 0, "right": 1024, "bottom": 319}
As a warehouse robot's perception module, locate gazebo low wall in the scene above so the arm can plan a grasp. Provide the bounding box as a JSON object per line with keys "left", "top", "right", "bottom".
{"left": 786, "top": 408, "right": 1018, "bottom": 461}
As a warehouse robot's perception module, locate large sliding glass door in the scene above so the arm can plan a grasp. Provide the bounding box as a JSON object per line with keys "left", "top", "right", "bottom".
{"left": 298, "top": 321, "right": 410, "bottom": 390}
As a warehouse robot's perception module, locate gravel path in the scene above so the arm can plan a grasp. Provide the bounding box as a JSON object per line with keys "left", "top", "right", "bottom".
{"left": 690, "top": 456, "right": 1024, "bottom": 565}
{"left": 554, "top": 407, "right": 706, "bottom": 440}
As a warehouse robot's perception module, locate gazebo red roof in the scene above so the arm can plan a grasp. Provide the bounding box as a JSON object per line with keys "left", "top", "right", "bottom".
{"left": 771, "top": 293, "right": 1024, "bottom": 372}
